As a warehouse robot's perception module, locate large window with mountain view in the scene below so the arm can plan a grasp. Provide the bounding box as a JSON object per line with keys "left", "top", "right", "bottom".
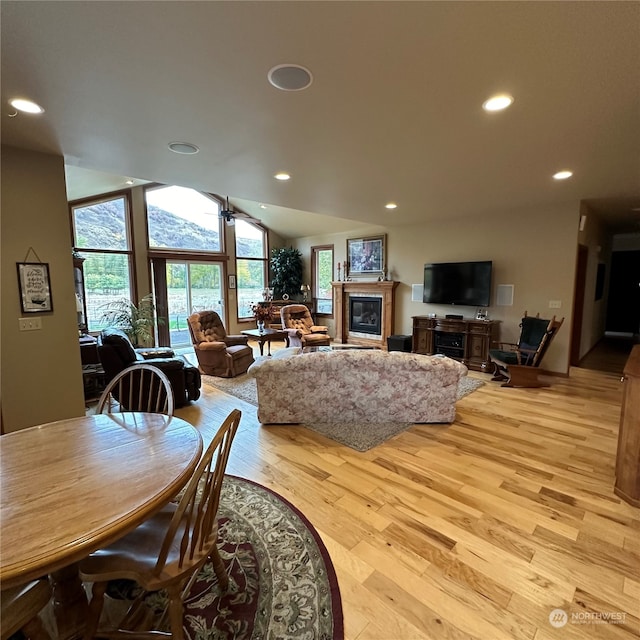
{"left": 235, "top": 219, "right": 268, "bottom": 319}
{"left": 71, "top": 194, "right": 133, "bottom": 332}
{"left": 145, "top": 186, "right": 225, "bottom": 345}
{"left": 145, "top": 185, "right": 222, "bottom": 252}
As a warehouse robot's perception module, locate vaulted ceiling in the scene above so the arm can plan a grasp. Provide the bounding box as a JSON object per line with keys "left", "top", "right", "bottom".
{"left": 2, "top": 1, "right": 639, "bottom": 238}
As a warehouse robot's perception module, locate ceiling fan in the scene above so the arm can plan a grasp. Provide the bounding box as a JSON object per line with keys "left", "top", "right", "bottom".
{"left": 220, "top": 197, "right": 236, "bottom": 225}
{"left": 218, "top": 196, "right": 258, "bottom": 226}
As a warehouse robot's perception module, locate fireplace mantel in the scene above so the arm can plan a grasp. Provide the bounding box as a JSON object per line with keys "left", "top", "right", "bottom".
{"left": 332, "top": 281, "right": 399, "bottom": 349}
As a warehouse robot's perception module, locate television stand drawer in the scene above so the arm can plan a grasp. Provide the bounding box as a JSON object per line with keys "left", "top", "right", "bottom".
{"left": 434, "top": 320, "right": 466, "bottom": 332}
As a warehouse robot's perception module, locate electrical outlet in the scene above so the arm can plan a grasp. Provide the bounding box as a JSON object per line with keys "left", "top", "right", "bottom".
{"left": 548, "top": 300, "right": 562, "bottom": 309}
{"left": 19, "top": 317, "right": 42, "bottom": 331}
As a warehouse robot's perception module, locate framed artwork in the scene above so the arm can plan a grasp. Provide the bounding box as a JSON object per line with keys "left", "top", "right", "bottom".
{"left": 17, "top": 262, "right": 53, "bottom": 312}
{"left": 347, "top": 234, "right": 386, "bottom": 278}
{"left": 228, "top": 274, "right": 236, "bottom": 289}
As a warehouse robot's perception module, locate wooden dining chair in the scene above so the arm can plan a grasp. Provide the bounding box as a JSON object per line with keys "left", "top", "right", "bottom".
{"left": 79, "top": 408, "right": 242, "bottom": 639}
{"left": 0, "top": 578, "right": 52, "bottom": 640}
{"left": 97, "top": 362, "right": 175, "bottom": 415}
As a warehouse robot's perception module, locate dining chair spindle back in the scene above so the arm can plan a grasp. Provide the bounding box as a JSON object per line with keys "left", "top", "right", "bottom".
{"left": 97, "top": 362, "right": 175, "bottom": 415}
{"left": 79, "top": 408, "right": 242, "bottom": 639}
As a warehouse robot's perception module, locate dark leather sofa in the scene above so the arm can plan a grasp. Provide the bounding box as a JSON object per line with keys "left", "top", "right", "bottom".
{"left": 97, "top": 328, "right": 201, "bottom": 407}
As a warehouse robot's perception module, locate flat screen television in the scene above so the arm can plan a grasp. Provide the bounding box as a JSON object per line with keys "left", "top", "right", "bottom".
{"left": 423, "top": 260, "right": 492, "bottom": 307}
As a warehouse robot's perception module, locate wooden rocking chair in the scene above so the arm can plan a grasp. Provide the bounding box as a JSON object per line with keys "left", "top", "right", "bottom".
{"left": 489, "top": 312, "right": 564, "bottom": 387}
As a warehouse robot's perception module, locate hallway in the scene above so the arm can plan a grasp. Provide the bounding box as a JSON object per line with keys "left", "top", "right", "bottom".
{"left": 578, "top": 334, "right": 637, "bottom": 375}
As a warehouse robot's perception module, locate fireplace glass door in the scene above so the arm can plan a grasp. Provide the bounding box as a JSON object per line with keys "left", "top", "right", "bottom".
{"left": 349, "top": 297, "right": 382, "bottom": 335}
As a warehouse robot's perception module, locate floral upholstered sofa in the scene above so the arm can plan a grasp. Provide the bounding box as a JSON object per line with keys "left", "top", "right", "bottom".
{"left": 248, "top": 348, "right": 468, "bottom": 425}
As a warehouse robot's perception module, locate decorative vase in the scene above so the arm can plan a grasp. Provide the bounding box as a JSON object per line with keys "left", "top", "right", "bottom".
{"left": 257, "top": 320, "right": 265, "bottom": 332}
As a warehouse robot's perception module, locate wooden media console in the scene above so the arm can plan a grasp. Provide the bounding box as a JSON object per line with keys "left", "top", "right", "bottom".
{"left": 412, "top": 316, "right": 500, "bottom": 372}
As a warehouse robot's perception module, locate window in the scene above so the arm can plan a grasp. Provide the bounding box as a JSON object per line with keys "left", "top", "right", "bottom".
{"left": 235, "top": 219, "right": 268, "bottom": 318}
{"left": 312, "top": 245, "right": 333, "bottom": 315}
{"left": 71, "top": 195, "right": 133, "bottom": 332}
{"left": 145, "top": 185, "right": 222, "bottom": 252}
{"left": 165, "top": 261, "right": 224, "bottom": 348}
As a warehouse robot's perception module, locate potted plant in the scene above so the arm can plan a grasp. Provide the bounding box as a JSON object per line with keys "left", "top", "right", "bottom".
{"left": 100, "top": 293, "right": 161, "bottom": 347}
{"left": 270, "top": 247, "right": 303, "bottom": 299}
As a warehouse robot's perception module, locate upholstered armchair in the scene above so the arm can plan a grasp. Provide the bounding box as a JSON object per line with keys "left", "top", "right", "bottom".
{"left": 280, "top": 304, "right": 331, "bottom": 348}
{"left": 187, "top": 310, "right": 255, "bottom": 377}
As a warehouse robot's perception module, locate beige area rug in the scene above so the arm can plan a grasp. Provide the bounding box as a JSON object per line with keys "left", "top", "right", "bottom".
{"left": 202, "top": 360, "right": 484, "bottom": 452}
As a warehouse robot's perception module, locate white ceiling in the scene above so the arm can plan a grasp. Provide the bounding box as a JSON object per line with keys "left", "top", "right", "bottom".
{"left": 2, "top": 1, "right": 639, "bottom": 238}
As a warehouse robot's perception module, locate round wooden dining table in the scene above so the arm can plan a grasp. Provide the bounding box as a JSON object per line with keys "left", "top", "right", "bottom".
{"left": 0, "top": 412, "right": 203, "bottom": 639}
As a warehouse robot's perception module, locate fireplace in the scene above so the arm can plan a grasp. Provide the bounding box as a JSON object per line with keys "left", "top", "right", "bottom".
{"left": 349, "top": 297, "right": 382, "bottom": 335}
{"left": 332, "top": 280, "right": 398, "bottom": 349}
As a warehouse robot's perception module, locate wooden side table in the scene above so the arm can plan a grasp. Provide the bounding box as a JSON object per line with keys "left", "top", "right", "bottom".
{"left": 79, "top": 335, "right": 106, "bottom": 400}
{"left": 79, "top": 334, "right": 100, "bottom": 364}
{"left": 241, "top": 328, "right": 289, "bottom": 356}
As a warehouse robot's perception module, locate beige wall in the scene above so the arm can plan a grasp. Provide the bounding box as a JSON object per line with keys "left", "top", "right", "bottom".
{"left": 1, "top": 146, "right": 85, "bottom": 431}
{"left": 296, "top": 202, "right": 581, "bottom": 374}
{"left": 577, "top": 203, "right": 612, "bottom": 359}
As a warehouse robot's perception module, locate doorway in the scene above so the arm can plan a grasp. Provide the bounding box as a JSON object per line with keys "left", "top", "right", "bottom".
{"left": 606, "top": 250, "right": 640, "bottom": 335}
{"left": 573, "top": 247, "right": 639, "bottom": 374}
{"left": 165, "top": 261, "right": 225, "bottom": 348}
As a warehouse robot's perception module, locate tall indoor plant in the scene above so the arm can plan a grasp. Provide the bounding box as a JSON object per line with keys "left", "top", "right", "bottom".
{"left": 100, "top": 293, "right": 160, "bottom": 347}
{"left": 270, "top": 247, "right": 303, "bottom": 300}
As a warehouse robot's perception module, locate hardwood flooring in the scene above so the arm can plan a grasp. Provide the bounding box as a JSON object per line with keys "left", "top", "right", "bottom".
{"left": 176, "top": 344, "right": 639, "bottom": 639}
{"left": 578, "top": 335, "right": 637, "bottom": 375}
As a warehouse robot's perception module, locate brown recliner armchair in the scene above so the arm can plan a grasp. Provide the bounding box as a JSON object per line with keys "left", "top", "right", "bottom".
{"left": 97, "top": 328, "right": 201, "bottom": 407}
{"left": 187, "top": 310, "right": 255, "bottom": 377}
{"left": 280, "top": 304, "right": 331, "bottom": 348}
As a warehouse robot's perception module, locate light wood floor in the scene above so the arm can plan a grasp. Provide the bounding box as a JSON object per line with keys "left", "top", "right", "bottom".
{"left": 176, "top": 344, "right": 639, "bottom": 640}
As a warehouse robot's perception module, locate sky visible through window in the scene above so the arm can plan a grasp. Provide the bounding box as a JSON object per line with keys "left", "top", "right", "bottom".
{"left": 146, "top": 186, "right": 219, "bottom": 231}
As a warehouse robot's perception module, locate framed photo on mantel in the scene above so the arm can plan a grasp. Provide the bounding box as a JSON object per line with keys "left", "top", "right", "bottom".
{"left": 347, "top": 234, "right": 386, "bottom": 279}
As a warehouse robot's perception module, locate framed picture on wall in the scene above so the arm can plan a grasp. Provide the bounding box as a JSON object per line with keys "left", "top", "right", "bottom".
{"left": 346, "top": 234, "right": 386, "bottom": 278}
{"left": 17, "top": 262, "right": 54, "bottom": 313}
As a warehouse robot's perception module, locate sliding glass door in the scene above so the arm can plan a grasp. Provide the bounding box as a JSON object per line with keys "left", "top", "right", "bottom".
{"left": 166, "top": 261, "right": 224, "bottom": 348}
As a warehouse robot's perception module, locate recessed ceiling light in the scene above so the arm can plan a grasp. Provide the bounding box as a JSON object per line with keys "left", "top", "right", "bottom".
{"left": 125, "top": 179, "right": 135, "bottom": 185}
{"left": 553, "top": 170, "right": 573, "bottom": 180}
{"left": 168, "top": 142, "right": 199, "bottom": 155}
{"left": 385, "top": 202, "right": 398, "bottom": 209}
{"left": 482, "top": 94, "right": 514, "bottom": 112}
{"left": 9, "top": 98, "right": 44, "bottom": 114}
{"left": 259, "top": 204, "right": 268, "bottom": 209}
{"left": 268, "top": 64, "right": 313, "bottom": 91}
{"left": 274, "top": 172, "right": 291, "bottom": 181}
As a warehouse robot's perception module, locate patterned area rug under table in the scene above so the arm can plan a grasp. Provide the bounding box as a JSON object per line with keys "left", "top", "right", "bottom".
{"left": 94, "top": 476, "right": 343, "bottom": 639}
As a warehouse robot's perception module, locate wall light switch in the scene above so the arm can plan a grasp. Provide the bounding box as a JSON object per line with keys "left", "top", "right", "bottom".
{"left": 548, "top": 300, "right": 562, "bottom": 309}
{"left": 19, "top": 317, "right": 42, "bottom": 331}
